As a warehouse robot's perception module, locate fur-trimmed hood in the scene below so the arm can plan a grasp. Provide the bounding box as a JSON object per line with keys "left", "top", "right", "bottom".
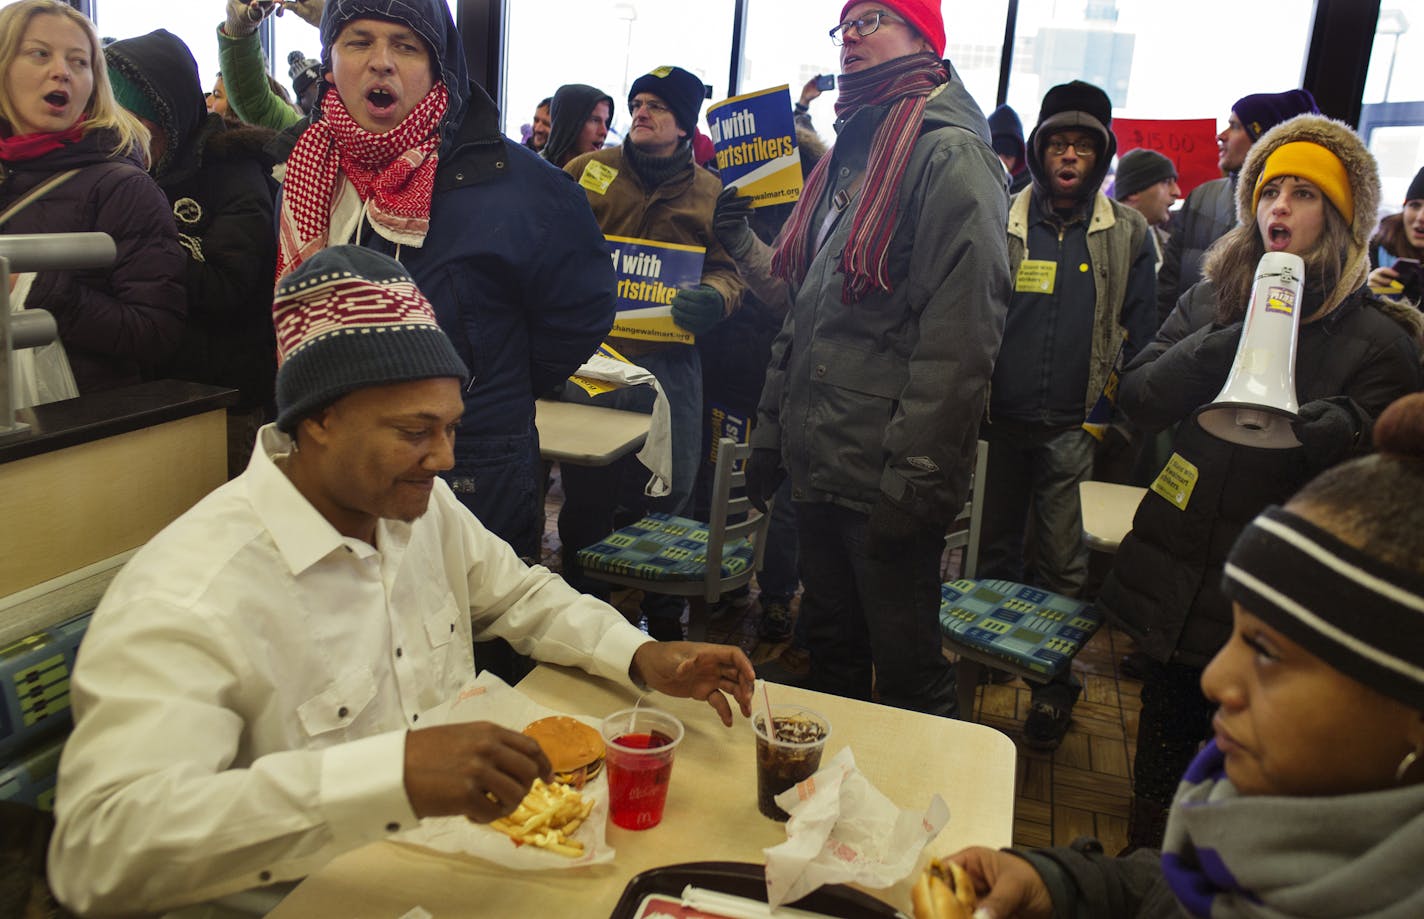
{"left": 1236, "top": 114, "right": 1380, "bottom": 312}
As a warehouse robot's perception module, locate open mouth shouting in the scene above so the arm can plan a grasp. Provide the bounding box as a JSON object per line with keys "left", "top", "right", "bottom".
{"left": 365, "top": 86, "right": 398, "bottom": 120}
{"left": 1265, "top": 222, "right": 1293, "bottom": 252}
{"left": 44, "top": 89, "right": 71, "bottom": 114}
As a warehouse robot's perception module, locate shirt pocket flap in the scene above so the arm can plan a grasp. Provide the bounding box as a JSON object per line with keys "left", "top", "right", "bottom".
{"left": 425, "top": 594, "right": 460, "bottom": 648}
{"left": 297, "top": 667, "right": 378, "bottom": 738}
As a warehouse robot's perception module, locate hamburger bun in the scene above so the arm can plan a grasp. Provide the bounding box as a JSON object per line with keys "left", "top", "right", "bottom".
{"left": 522, "top": 716, "right": 605, "bottom": 788}
{"left": 911, "top": 858, "right": 977, "bottom": 919}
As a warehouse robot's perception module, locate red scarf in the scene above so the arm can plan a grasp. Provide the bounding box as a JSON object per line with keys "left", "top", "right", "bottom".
{"left": 772, "top": 53, "right": 948, "bottom": 302}
{"left": 277, "top": 83, "right": 449, "bottom": 280}
{"left": 0, "top": 118, "right": 88, "bottom": 163}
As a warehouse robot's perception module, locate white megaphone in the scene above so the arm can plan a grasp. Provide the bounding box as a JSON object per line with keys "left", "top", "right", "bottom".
{"left": 1194, "top": 251, "right": 1304, "bottom": 448}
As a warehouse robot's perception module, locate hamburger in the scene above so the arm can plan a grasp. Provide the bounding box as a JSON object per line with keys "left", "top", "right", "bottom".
{"left": 522, "top": 716, "right": 605, "bottom": 788}
{"left": 912, "top": 858, "right": 978, "bottom": 919}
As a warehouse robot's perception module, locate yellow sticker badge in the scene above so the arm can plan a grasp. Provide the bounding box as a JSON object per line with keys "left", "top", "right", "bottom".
{"left": 1150, "top": 452, "right": 1200, "bottom": 511}
{"left": 1015, "top": 259, "right": 1057, "bottom": 294}
{"left": 1264, "top": 285, "right": 1296, "bottom": 315}
{"left": 578, "top": 160, "right": 619, "bottom": 196}
{"left": 649, "top": 66, "right": 674, "bottom": 77}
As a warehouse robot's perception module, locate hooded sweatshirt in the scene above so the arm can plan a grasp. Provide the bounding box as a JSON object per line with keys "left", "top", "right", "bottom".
{"left": 542, "top": 83, "right": 614, "bottom": 169}
{"left": 105, "top": 29, "right": 279, "bottom": 412}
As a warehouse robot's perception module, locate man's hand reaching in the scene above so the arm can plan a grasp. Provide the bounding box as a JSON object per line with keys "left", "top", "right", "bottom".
{"left": 630, "top": 641, "right": 756, "bottom": 726}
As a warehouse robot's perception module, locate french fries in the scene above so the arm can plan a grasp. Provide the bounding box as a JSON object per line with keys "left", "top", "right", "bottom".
{"left": 489, "top": 778, "right": 594, "bottom": 858}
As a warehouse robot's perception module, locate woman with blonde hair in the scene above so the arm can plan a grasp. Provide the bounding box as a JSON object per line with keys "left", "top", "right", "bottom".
{"left": 0, "top": 0, "right": 184, "bottom": 395}
{"left": 1096, "top": 113, "right": 1423, "bottom": 850}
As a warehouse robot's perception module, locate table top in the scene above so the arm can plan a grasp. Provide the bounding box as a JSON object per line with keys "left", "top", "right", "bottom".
{"left": 536, "top": 398, "right": 650, "bottom": 466}
{"left": 266, "top": 665, "right": 1017, "bottom": 918}
{"left": 1079, "top": 481, "right": 1148, "bottom": 552}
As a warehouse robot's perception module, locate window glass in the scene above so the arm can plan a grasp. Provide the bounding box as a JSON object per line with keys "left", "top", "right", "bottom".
{"left": 1006, "top": 0, "right": 1314, "bottom": 123}
{"left": 503, "top": 0, "right": 737, "bottom": 146}
{"left": 739, "top": 1, "right": 1009, "bottom": 146}
{"left": 90, "top": 4, "right": 228, "bottom": 100}
{"left": 1364, "top": 5, "right": 1424, "bottom": 105}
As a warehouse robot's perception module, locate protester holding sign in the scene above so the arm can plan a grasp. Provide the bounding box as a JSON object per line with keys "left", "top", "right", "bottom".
{"left": 560, "top": 65, "right": 746, "bottom": 642}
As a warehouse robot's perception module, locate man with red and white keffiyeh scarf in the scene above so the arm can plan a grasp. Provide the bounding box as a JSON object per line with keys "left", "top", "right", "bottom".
{"left": 271, "top": 0, "right": 617, "bottom": 683}
{"left": 745, "top": 0, "right": 1010, "bottom": 718}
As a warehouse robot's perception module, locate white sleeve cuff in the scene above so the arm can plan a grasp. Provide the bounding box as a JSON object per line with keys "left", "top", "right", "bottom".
{"left": 319, "top": 730, "right": 420, "bottom": 841}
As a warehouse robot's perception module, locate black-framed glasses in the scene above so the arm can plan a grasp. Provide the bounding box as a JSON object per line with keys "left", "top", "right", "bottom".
{"left": 628, "top": 99, "right": 671, "bottom": 116}
{"left": 1044, "top": 139, "right": 1099, "bottom": 157}
{"left": 829, "top": 10, "right": 903, "bottom": 45}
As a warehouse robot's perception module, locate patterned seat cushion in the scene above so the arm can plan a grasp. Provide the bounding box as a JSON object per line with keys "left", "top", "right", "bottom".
{"left": 939, "top": 578, "right": 1101, "bottom": 679}
{"left": 576, "top": 512, "right": 755, "bottom": 582}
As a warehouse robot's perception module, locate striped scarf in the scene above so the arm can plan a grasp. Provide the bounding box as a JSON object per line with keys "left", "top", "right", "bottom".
{"left": 276, "top": 83, "right": 448, "bottom": 281}
{"left": 771, "top": 52, "right": 947, "bottom": 302}
{"left": 1160, "top": 740, "right": 1424, "bottom": 918}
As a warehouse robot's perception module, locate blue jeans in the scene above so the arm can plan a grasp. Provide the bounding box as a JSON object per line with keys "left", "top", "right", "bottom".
{"left": 795, "top": 501, "right": 957, "bottom": 717}
{"left": 558, "top": 346, "right": 703, "bottom": 625}
{"left": 977, "top": 420, "right": 1095, "bottom": 597}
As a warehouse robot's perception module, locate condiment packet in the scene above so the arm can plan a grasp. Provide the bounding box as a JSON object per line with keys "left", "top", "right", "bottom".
{"left": 762, "top": 747, "right": 949, "bottom": 909}
{"left": 393, "top": 671, "right": 615, "bottom": 870}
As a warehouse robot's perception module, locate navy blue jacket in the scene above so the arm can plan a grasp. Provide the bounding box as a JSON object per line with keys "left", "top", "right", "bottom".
{"left": 274, "top": 0, "right": 615, "bottom": 551}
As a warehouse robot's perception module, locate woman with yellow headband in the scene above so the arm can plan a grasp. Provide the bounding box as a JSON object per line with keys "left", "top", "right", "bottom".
{"left": 1096, "top": 114, "right": 1424, "bottom": 851}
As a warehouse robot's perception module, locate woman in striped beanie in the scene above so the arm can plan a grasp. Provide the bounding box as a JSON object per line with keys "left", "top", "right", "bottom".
{"left": 939, "top": 392, "right": 1424, "bottom": 919}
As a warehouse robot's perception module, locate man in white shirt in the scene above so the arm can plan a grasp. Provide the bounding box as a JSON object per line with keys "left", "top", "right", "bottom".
{"left": 47, "top": 246, "right": 756, "bottom": 916}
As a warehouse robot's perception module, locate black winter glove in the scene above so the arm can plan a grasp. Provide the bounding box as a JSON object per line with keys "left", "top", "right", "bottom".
{"left": 670, "top": 284, "right": 725, "bottom": 336}
{"left": 713, "top": 186, "right": 757, "bottom": 259}
{"left": 744, "top": 447, "right": 785, "bottom": 513}
{"left": 1195, "top": 320, "right": 1244, "bottom": 374}
{"left": 864, "top": 493, "right": 937, "bottom": 562}
{"left": 1292, "top": 396, "right": 1365, "bottom": 470}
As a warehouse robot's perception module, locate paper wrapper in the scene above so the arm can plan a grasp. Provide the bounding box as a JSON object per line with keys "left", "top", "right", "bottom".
{"left": 762, "top": 747, "right": 949, "bottom": 909}
{"left": 393, "top": 671, "right": 615, "bottom": 869}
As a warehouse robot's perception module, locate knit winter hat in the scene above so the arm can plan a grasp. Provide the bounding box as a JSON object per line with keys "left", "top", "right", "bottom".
{"left": 1232, "top": 89, "right": 1319, "bottom": 141}
{"left": 1253, "top": 140, "right": 1353, "bottom": 224}
{"left": 1027, "top": 80, "right": 1117, "bottom": 196}
{"left": 1114, "top": 148, "right": 1177, "bottom": 200}
{"left": 1223, "top": 505, "right": 1424, "bottom": 710}
{"left": 839, "top": 0, "right": 946, "bottom": 57}
{"left": 274, "top": 246, "right": 468, "bottom": 432}
{"left": 628, "top": 66, "right": 704, "bottom": 135}
{"left": 1407, "top": 167, "right": 1424, "bottom": 204}
{"left": 288, "top": 50, "right": 322, "bottom": 101}
{"left": 988, "top": 104, "right": 1026, "bottom": 166}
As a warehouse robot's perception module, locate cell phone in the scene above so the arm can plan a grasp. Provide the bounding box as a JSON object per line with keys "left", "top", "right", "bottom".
{"left": 815, "top": 74, "right": 836, "bottom": 91}
{"left": 1392, "top": 257, "right": 1421, "bottom": 284}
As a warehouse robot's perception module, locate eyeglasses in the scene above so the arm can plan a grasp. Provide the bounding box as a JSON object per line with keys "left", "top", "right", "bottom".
{"left": 628, "top": 99, "right": 671, "bottom": 116}
{"left": 1044, "top": 139, "right": 1099, "bottom": 157}
{"left": 829, "top": 10, "right": 904, "bottom": 45}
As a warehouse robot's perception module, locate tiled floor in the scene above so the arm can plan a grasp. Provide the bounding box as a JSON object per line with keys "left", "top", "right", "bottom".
{"left": 541, "top": 470, "right": 1145, "bottom": 854}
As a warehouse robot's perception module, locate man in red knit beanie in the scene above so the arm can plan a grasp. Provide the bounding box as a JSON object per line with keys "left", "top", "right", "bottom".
{"left": 745, "top": 1, "right": 1009, "bottom": 717}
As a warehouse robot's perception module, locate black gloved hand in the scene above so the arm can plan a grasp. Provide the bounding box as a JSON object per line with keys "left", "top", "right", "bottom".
{"left": 864, "top": 493, "right": 936, "bottom": 562}
{"left": 1292, "top": 396, "right": 1365, "bottom": 470}
{"left": 713, "top": 186, "right": 756, "bottom": 259}
{"left": 744, "top": 447, "right": 785, "bottom": 513}
{"left": 670, "top": 284, "right": 725, "bottom": 336}
{"left": 1195, "top": 320, "right": 1245, "bottom": 373}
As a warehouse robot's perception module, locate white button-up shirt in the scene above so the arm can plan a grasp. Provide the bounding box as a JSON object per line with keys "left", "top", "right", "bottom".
{"left": 48, "top": 426, "right": 651, "bottom": 915}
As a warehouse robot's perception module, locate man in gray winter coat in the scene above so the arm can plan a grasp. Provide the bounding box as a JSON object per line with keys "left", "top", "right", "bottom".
{"left": 746, "top": 0, "right": 1010, "bottom": 717}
